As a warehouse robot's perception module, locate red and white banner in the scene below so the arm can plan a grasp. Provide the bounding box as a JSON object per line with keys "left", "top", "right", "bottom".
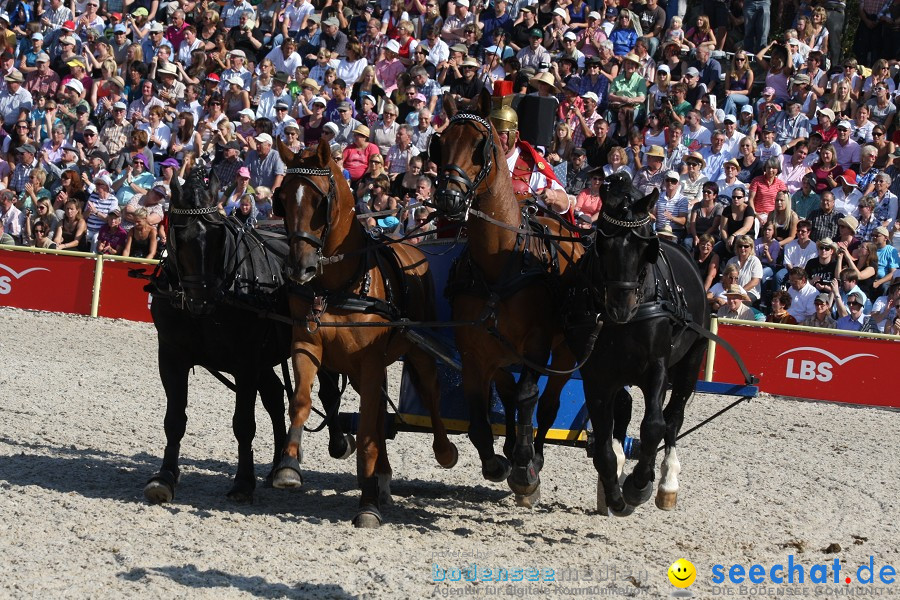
{"left": 97, "top": 259, "right": 154, "bottom": 322}
{"left": 0, "top": 249, "right": 95, "bottom": 315}
{"left": 712, "top": 322, "right": 900, "bottom": 409}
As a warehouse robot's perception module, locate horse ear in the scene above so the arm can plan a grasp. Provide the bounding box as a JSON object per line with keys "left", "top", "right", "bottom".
{"left": 476, "top": 88, "right": 492, "bottom": 118}
{"left": 276, "top": 136, "right": 295, "bottom": 165}
{"left": 171, "top": 172, "right": 182, "bottom": 207}
{"left": 444, "top": 92, "right": 457, "bottom": 118}
{"left": 208, "top": 168, "right": 220, "bottom": 202}
{"left": 633, "top": 188, "right": 658, "bottom": 216}
{"left": 315, "top": 136, "right": 331, "bottom": 168}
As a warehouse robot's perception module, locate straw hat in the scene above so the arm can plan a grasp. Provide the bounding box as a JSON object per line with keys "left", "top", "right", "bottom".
{"left": 353, "top": 124, "right": 371, "bottom": 138}
{"left": 685, "top": 151, "right": 706, "bottom": 169}
{"left": 529, "top": 71, "right": 558, "bottom": 92}
{"left": 724, "top": 284, "right": 750, "bottom": 300}
{"left": 645, "top": 145, "right": 665, "bottom": 159}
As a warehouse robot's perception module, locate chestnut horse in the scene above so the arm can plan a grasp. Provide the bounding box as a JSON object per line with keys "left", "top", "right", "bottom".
{"left": 271, "top": 140, "right": 458, "bottom": 527}
{"left": 429, "top": 91, "right": 591, "bottom": 505}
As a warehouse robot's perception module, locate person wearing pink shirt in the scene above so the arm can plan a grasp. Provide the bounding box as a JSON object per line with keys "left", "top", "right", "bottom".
{"left": 376, "top": 39, "right": 406, "bottom": 94}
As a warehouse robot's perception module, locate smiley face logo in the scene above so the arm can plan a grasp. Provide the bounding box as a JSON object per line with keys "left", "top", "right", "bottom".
{"left": 668, "top": 559, "right": 696, "bottom": 588}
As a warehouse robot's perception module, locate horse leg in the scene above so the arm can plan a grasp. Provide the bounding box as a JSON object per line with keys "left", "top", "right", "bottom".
{"left": 656, "top": 344, "right": 704, "bottom": 510}
{"left": 493, "top": 370, "right": 517, "bottom": 462}
{"left": 622, "top": 360, "right": 668, "bottom": 508}
{"left": 227, "top": 376, "right": 258, "bottom": 503}
{"left": 462, "top": 362, "right": 511, "bottom": 483}
{"left": 404, "top": 347, "right": 458, "bottom": 468}
{"left": 507, "top": 366, "right": 541, "bottom": 502}
{"left": 376, "top": 381, "right": 393, "bottom": 506}
{"left": 258, "top": 368, "right": 287, "bottom": 483}
{"left": 585, "top": 381, "right": 630, "bottom": 516}
{"left": 272, "top": 344, "right": 320, "bottom": 490}
{"left": 611, "top": 388, "right": 633, "bottom": 482}
{"left": 534, "top": 351, "right": 572, "bottom": 475}
{"left": 318, "top": 369, "right": 355, "bottom": 460}
{"left": 353, "top": 368, "right": 388, "bottom": 528}
{"left": 144, "top": 349, "right": 189, "bottom": 504}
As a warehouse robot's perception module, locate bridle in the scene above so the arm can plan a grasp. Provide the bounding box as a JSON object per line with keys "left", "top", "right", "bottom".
{"left": 283, "top": 165, "right": 337, "bottom": 274}
{"left": 433, "top": 112, "right": 496, "bottom": 222}
{"left": 167, "top": 203, "right": 240, "bottom": 303}
{"left": 592, "top": 183, "right": 658, "bottom": 302}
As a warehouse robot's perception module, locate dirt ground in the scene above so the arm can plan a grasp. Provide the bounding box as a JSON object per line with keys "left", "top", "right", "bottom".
{"left": 1, "top": 307, "right": 898, "bottom": 599}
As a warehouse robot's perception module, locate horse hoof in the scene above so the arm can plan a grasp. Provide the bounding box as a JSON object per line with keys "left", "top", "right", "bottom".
{"left": 514, "top": 486, "right": 541, "bottom": 509}
{"left": 436, "top": 443, "right": 459, "bottom": 469}
{"left": 353, "top": 506, "right": 383, "bottom": 528}
{"left": 227, "top": 485, "right": 255, "bottom": 504}
{"left": 622, "top": 474, "right": 654, "bottom": 507}
{"left": 144, "top": 470, "right": 177, "bottom": 504}
{"left": 655, "top": 490, "right": 678, "bottom": 510}
{"left": 507, "top": 464, "right": 540, "bottom": 496}
{"left": 482, "top": 455, "right": 512, "bottom": 482}
{"left": 144, "top": 480, "right": 174, "bottom": 504}
{"left": 272, "top": 456, "right": 303, "bottom": 489}
{"left": 330, "top": 434, "right": 356, "bottom": 460}
{"left": 610, "top": 503, "right": 636, "bottom": 517}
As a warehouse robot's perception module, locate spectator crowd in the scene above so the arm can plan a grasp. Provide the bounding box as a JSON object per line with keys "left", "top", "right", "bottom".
{"left": 0, "top": 0, "right": 898, "bottom": 332}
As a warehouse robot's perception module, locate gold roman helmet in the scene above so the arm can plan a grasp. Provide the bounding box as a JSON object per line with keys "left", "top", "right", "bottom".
{"left": 490, "top": 95, "right": 518, "bottom": 133}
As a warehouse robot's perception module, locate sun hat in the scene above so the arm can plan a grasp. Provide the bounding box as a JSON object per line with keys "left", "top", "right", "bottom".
{"left": 226, "top": 75, "right": 244, "bottom": 87}
{"left": 237, "top": 166, "right": 251, "bottom": 178}
{"left": 725, "top": 284, "right": 750, "bottom": 300}
{"left": 645, "top": 145, "right": 665, "bottom": 159}
{"left": 3, "top": 71, "right": 23, "bottom": 83}
{"left": 685, "top": 151, "right": 706, "bottom": 168}
{"left": 273, "top": 71, "right": 290, "bottom": 84}
{"left": 95, "top": 174, "right": 113, "bottom": 188}
{"left": 837, "top": 169, "right": 857, "bottom": 186}
{"left": 64, "top": 79, "right": 85, "bottom": 94}
{"left": 385, "top": 39, "right": 401, "bottom": 54}
{"left": 160, "top": 158, "right": 180, "bottom": 168}
{"left": 622, "top": 52, "right": 641, "bottom": 66}
{"left": 838, "top": 215, "right": 859, "bottom": 231}
{"left": 353, "top": 124, "right": 371, "bottom": 138}
{"left": 816, "top": 237, "right": 837, "bottom": 250}
{"left": 874, "top": 226, "right": 890, "bottom": 238}
{"left": 529, "top": 71, "right": 558, "bottom": 91}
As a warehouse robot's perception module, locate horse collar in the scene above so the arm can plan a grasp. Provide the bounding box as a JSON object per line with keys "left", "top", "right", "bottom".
{"left": 601, "top": 212, "right": 651, "bottom": 229}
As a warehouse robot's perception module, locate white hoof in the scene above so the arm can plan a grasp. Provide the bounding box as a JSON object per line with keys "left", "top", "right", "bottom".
{"left": 514, "top": 487, "right": 541, "bottom": 509}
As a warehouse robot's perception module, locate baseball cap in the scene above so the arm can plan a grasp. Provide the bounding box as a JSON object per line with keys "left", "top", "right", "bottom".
{"left": 848, "top": 290, "right": 867, "bottom": 305}
{"left": 563, "top": 31, "right": 577, "bottom": 41}
{"left": 815, "top": 293, "right": 831, "bottom": 305}
{"left": 338, "top": 100, "right": 353, "bottom": 111}
{"left": 84, "top": 124, "right": 98, "bottom": 134}
{"left": 254, "top": 133, "right": 274, "bottom": 144}
{"left": 226, "top": 75, "right": 244, "bottom": 87}
{"left": 588, "top": 10, "right": 601, "bottom": 19}
{"left": 237, "top": 166, "right": 251, "bottom": 178}
{"left": 62, "top": 19, "right": 75, "bottom": 30}
{"left": 95, "top": 174, "right": 113, "bottom": 188}
{"left": 530, "top": 28, "right": 543, "bottom": 38}
{"left": 311, "top": 96, "right": 327, "bottom": 107}
{"left": 581, "top": 91, "right": 599, "bottom": 103}
{"left": 741, "top": 105, "right": 754, "bottom": 114}
{"left": 225, "top": 140, "right": 241, "bottom": 150}
{"left": 239, "top": 108, "right": 257, "bottom": 118}
{"left": 553, "top": 7, "right": 567, "bottom": 18}
{"left": 16, "top": 144, "right": 35, "bottom": 154}
{"left": 113, "top": 101, "right": 127, "bottom": 110}
{"left": 412, "top": 93, "right": 427, "bottom": 103}
{"left": 148, "top": 21, "right": 164, "bottom": 32}
{"left": 763, "top": 86, "right": 776, "bottom": 96}
{"left": 817, "top": 107, "right": 836, "bottom": 121}
{"left": 723, "top": 114, "right": 737, "bottom": 123}
{"left": 323, "top": 122, "right": 339, "bottom": 135}
{"left": 151, "top": 184, "right": 169, "bottom": 198}
{"left": 837, "top": 120, "right": 852, "bottom": 130}
{"left": 229, "top": 49, "right": 246, "bottom": 58}
{"left": 456, "top": 0, "right": 469, "bottom": 7}
{"left": 665, "top": 170, "right": 681, "bottom": 181}
{"left": 133, "top": 7, "right": 148, "bottom": 16}
{"left": 605, "top": 6, "right": 618, "bottom": 16}
{"left": 31, "top": 32, "right": 43, "bottom": 40}
{"left": 65, "top": 79, "right": 84, "bottom": 94}
{"left": 685, "top": 66, "right": 700, "bottom": 77}
{"left": 114, "top": 24, "right": 128, "bottom": 33}
{"left": 206, "top": 73, "right": 220, "bottom": 82}
{"left": 35, "top": 53, "right": 50, "bottom": 63}
{"left": 323, "top": 17, "right": 339, "bottom": 27}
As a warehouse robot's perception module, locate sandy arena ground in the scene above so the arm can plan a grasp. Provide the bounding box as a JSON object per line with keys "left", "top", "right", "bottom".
{"left": 1, "top": 306, "right": 899, "bottom": 599}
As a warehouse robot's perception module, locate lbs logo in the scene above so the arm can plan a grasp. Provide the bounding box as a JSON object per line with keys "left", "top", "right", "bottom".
{"left": 0, "top": 263, "right": 49, "bottom": 295}
{"left": 777, "top": 347, "right": 877, "bottom": 382}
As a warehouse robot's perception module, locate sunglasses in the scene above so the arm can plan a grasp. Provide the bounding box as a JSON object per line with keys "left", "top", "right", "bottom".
{"left": 874, "top": 132, "right": 884, "bottom": 137}
{"left": 849, "top": 301, "right": 863, "bottom": 307}
{"left": 702, "top": 190, "right": 716, "bottom": 195}
{"left": 737, "top": 244, "right": 752, "bottom": 249}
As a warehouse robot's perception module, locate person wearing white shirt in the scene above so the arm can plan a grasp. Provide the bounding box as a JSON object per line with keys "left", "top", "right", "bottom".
{"left": 755, "top": 128, "right": 783, "bottom": 162}
{"left": 419, "top": 26, "right": 449, "bottom": 68}
{"left": 721, "top": 114, "right": 746, "bottom": 159}
{"left": 832, "top": 172, "right": 863, "bottom": 218}
{"left": 833, "top": 120, "right": 861, "bottom": 169}
{"left": 177, "top": 27, "right": 204, "bottom": 67}
{"left": 257, "top": 73, "right": 293, "bottom": 120}
{"left": 264, "top": 40, "right": 304, "bottom": 78}
{"left": 219, "top": 50, "right": 252, "bottom": 93}
{"left": 787, "top": 267, "right": 820, "bottom": 322}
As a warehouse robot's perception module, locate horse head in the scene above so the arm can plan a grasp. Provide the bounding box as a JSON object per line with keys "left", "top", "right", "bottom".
{"left": 430, "top": 88, "right": 498, "bottom": 221}
{"left": 594, "top": 172, "right": 659, "bottom": 324}
{"left": 168, "top": 164, "right": 224, "bottom": 314}
{"left": 277, "top": 139, "right": 342, "bottom": 284}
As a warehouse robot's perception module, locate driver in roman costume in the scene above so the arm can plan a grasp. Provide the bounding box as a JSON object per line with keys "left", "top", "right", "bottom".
{"left": 490, "top": 98, "right": 576, "bottom": 218}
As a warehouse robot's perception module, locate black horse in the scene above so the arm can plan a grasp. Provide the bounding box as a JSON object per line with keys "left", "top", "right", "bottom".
{"left": 575, "top": 172, "right": 710, "bottom": 516}
{"left": 143, "top": 166, "right": 353, "bottom": 504}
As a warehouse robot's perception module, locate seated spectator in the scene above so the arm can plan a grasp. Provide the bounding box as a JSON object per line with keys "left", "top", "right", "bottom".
{"left": 53, "top": 199, "right": 88, "bottom": 252}
{"left": 0, "top": 190, "right": 24, "bottom": 244}
{"left": 707, "top": 263, "right": 740, "bottom": 312}
{"left": 726, "top": 234, "right": 764, "bottom": 302}
{"left": 807, "top": 191, "right": 844, "bottom": 241}
{"left": 96, "top": 208, "right": 127, "bottom": 255}
{"left": 872, "top": 226, "right": 900, "bottom": 295}
{"left": 122, "top": 207, "right": 158, "bottom": 259}
{"left": 113, "top": 153, "right": 156, "bottom": 211}
{"left": 791, "top": 174, "right": 820, "bottom": 219}
{"left": 802, "top": 293, "right": 838, "bottom": 329}
{"left": 755, "top": 221, "right": 780, "bottom": 301}
{"left": 83, "top": 174, "right": 118, "bottom": 252}
{"left": 688, "top": 181, "right": 723, "bottom": 247}
{"left": 766, "top": 290, "right": 798, "bottom": 324}
{"left": 805, "top": 236, "right": 840, "bottom": 293}
{"left": 787, "top": 266, "right": 819, "bottom": 322}
{"left": 694, "top": 233, "right": 720, "bottom": 292}
{"left": 717, "top": 284, "right": 755, "bottom": 320}
{"left": 31, "top": 220, "right": 56, "bottom": 249}
{"left": 831, "top": 271, "right": 872, "bottom": 315}
{"left": 870, "top": 279, "right": 900, "bottom": 333}
{"left": 835, "top": 289, "right": 873, "bottom": 331}
{"left": 574, "top": 167, "right": 603, "bottom": 227}
{"left": 717, "top": 186, "right": 756, "bottom": 259}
